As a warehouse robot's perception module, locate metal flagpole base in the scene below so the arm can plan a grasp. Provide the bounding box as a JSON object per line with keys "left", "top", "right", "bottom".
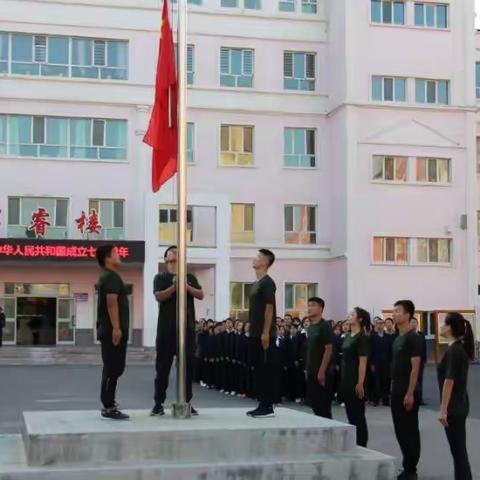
{"left": 172, "top": 402, "right": 191, "bottom": 419}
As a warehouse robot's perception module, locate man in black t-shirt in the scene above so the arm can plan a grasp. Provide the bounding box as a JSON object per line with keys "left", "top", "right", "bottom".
{"left": 246, "top": 249, "right": 279, "bottom": 418}
{"left": 95, "top": 245, "right": 130, "bottom": 420}
{"left": 151, "top": 246, "right": 204, "bottom": 416}
{"left": 391, "top": 300, "right": 422, "bottom": 480}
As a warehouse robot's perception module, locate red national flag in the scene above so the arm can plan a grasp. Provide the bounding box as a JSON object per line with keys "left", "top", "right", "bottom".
{"left": 143, "top": 0, "right": 178, "bottom": 192}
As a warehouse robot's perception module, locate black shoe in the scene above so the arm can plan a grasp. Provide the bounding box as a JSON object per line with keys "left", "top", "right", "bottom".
{"left": 397, "top": 471, "right": 418, "bottom": 480}
{"left": 150, "top": 405, "right": 165, "bottom": 416}
{"left": 249, "top": 407, "right": 275, "bottom": 418}
{"left": 101, "top": 407, "right": 130, "bottom": 420}
{"left": 191, "top": 407, "right": 199, "bottom": 416}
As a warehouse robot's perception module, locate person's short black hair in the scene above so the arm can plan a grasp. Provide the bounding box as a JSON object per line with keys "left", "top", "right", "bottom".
{"left": 259, "top": 248, "right": 275, "bottom": 267}
{"left": 308, "top": 297, "right": 325, "bottom": 310}
{"left": 394, "top": 300, "right": 415, "bottom": 319}
{"left": 164, "top": 245, "right": 177, "bottom": 259}
{"left": 96, "top": 244, "right": 115, "bottom": 268}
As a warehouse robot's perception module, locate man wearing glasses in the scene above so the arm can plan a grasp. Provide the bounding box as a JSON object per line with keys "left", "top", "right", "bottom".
{"left": 151, "top": 246, "right": 204, "bottom": 416}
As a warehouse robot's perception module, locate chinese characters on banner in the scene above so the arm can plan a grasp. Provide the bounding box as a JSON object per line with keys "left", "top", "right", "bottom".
{"left": 0, "top": 243, "right": 130, "bottom": 259}
{"left": 75, "top": 209, "right": 102, "bottom": 237}
{"left": 29, "top": 208, "right": 51, "bottom": 238}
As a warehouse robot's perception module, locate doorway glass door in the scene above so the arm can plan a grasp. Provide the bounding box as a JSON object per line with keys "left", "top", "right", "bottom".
{"left": 57, "top": 298, "right": 76, "bottom": 344}
{"left": 0, "top": 297, "right": 16, "bottom": 345}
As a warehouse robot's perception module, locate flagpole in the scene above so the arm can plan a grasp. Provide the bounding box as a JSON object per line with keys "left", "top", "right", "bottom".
{"left": 173, "top": 0, "right": 189, "bottom": 419}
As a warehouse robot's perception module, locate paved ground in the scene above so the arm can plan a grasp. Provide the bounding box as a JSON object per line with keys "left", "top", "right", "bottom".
{"left": 1, "top": 363, "right": 479, "bottom": 479}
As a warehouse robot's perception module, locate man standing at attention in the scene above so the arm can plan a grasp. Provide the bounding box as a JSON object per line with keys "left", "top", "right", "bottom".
{"left": 305, "top": 297, "right": 333, "bottom": 418}
{"left": 95, "top": 245, "right": 130, "bottom": 420}
{"left": 391, "top": 300, "right": 422, "bottom": 480}
{"left": 246, "top": 249, "right": 278, "bottom": 418}
{"left": 151, "top": 246, "right": 204, "bottom": 416}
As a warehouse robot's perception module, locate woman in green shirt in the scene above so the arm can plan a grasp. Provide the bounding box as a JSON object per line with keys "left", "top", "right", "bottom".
{"left": 341, "top": 307, "right": 371, "bottom": 447}
{"left": 438, "top": 312, "right": 474, "bottom": 480}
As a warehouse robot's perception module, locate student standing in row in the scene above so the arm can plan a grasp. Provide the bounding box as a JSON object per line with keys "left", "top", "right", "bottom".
{"left": 437, "top": 312, "right": 474, "bottom": 480}
{"left": 95, "top": 245, "right": 130, "bottom": 420}
{"left": 341, "top": 307, "right": 370, "bottom": 447}
{"left": 391, "top": 300, "right": 422, "bottom": 480}
{"left": 246, "top": 249, "right": 278, "bottom": 418}
{"left": 305, "top": 297, "right": 333, "bottom": 419}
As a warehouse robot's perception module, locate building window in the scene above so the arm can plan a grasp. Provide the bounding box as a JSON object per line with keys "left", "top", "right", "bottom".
{"left": 414, "top": 3, "right": 448, "bottom": 29}
{"left": 477, "top": 211, "right": 480, "bottom": 250}
{"left": 284, "top": 128, "right": 316, "bottom": 167}
{"left": 302, "top": 0, "right": 317, "bottom": 13}
{"left": 476, "top": 63, "right": 480, "bottom": 99}
{"left": 416, "top": 157, "right": 451, "bottom": 183}
{"left": 373, "top": 237, "right": 408, "bottom": 264}
{"left": 172, "top": 0, "right": 202, "bottom": 4}
{"left": 3, "top": 32, "right": 128, "bottom": 79}
{"left": 477, "top": 137, "right": 480, "bottom": 174}
{"left": 0, "top": 114, "right": 127, "bottom": 161}
{"left": 187, "top": 45, "right": 194, "bottom": 85}
{"left": 174, "top": 44, "right": 195, "bottom": 85}
{"left": 220, "top": 125, "right": 253, "bottom": 166}
{"left": 220, "top": 47, "right": 254, "bottom": 88}
{"left": 88, "top": 199, "right": 124, "bottom": 240}
{"left": 284, "top": 51, "right": 315, "bottom": 91}
{"left": 285, "top": 283, "right": 317, "bottom": 317}
{"left": 159, "top": 205, "right": 193, "bottom": 245}
{"left": 0, "top": 32, "right": 7, "bottom": 73}
{"left": 372, "top": 76, "right": 406, "bottom": 102}
{"left": 372, "top": 155, "right": 407, "bottom": 182}
{"left": 279, "top": 0, "right": 295, "bottom": 11}
{"left": 221, "top": 0, "right": 261, "bottom": 8}
{"left": 231, "top": 204, "right": 255, "bottom": 243}
{"left": 417, "top": 238, "right": 451, "bottom": 264}
{"left": 284, "top": 205, "right": 316, "bottom": 244}
{"left": 415, "top": 79, "right": 449, "bottom": 105}
{"left": 230, "top": 282, "right": 253, "bottom": 321}
{"left": 187, "top": 123, "right": 194, "bottom": 164}
{"left": 371, "top": 0, "right": 405, "bottom": 25}
{"left": 7, "top": 196, "right": 68, "bottom": 239}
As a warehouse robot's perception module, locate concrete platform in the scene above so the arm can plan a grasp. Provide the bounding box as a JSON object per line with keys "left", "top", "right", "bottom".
{"left": 0, "top": 408, "right": 395, "bottom": 480}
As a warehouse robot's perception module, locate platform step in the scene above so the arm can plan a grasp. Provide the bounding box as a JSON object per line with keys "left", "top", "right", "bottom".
{"left": 0, "top": 434, "right": 395, "bottom": 480}
{"left": 22, "top": 408, "right": 357, "bottom": 467}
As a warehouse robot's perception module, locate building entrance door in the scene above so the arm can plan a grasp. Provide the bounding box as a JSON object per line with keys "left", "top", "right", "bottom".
{"left": 16, "top": 297, "right": 56, "bottom": 346}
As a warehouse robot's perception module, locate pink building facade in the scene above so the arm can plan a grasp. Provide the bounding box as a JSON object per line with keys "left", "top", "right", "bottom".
{"left": 0, "top": 0, "right": 478, "bottom": 347}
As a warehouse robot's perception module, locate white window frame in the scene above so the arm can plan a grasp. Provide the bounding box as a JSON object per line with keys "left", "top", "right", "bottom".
{"left": 231, "top": 203, "right": 255, "bottom": 236}
{"left": 284, "top": 282, "right": 318, "bottom": 313}
{"left": 372, "top": 236, "right": 410, "bottom": 265}
{"left": 371, "top": 0, "right": 406, "bottom": 25}
{"left": 415, "top": 157, "right": 451, "bottom": 184}
{"left": 230, "top": 281, "right": 254, "bottom": 320}
{"left": 220, "top": 124, "right": 254, "bottom": 166}
{"left": 372, "top": 76, "right": 406, "bottom": 102}
{"left": 284, "top": 127, "right": 317, "bottom": 168}
{"left": 220, "top": 47, "right": 254, "bottom": 88}
{"left": 416, "top": 237, "right": 452, "bottom": 265}
{"left": 372, "top": 155, "right": 408, "bottom": 183}
{"left": 284, "top": 204, "right": 317, "bottom": 245}
{"left": 414, "top": 2, "right": 449, "bottom": 29}
{"left": 284, "top": 51, "right": 316, "bottom": 90}
{"left": 416, "top": 78, "right": 449, "bottom": 105}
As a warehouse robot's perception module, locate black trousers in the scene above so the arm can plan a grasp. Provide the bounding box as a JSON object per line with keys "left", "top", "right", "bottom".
{"left": 100, "top": 339, "right": 127, "bottom": 409}
{"left": 252, "top": 338, "right": 279, "bottom": 409}
{"left": 307, "top": 374, "right": 332, "bottom": 419}
{"left": 0, "top": 327, "right": 3, "bottom": 347}
{"left": 391, "top": 394, "right": 420, "bottom": 474}
{"left": 370, "top": 363, "right": 391, "bottom": 405}
{"left": 444, "top": 415, "right": 472, "bottom": 480}
{"left": 154, "top": 329, "right": 194, "bottom": 406}
{"left": 344, "top": 390, "right": 368, "bottom": 447}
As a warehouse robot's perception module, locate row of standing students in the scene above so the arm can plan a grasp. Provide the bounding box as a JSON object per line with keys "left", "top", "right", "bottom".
{"left": 195, "top": 299, "right": 473, "bottom": 480}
